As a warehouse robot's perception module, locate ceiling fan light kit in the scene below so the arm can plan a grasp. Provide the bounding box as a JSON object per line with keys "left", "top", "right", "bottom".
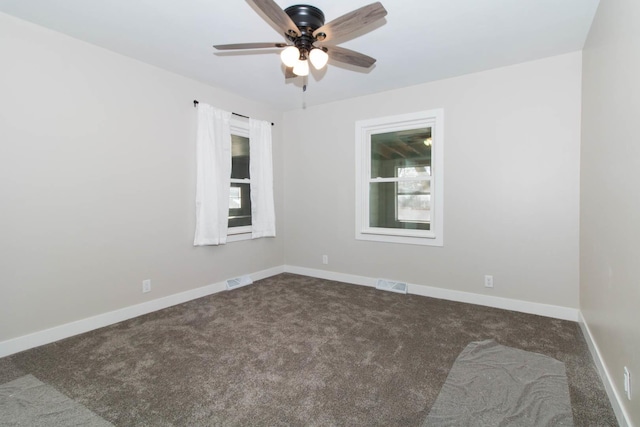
{"left": 293, "top": 57, "right": 310, "bottom": 76}
{"left": 280, "top": 45, "right": 300, "bottom": 67}
{"left": 309, "top": 48, "right": 328, "bottom": 70}
{"left": 214, "top": 0, "right": 387, "bottom": 79}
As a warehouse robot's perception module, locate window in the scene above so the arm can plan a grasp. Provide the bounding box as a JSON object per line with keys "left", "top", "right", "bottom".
{"left": 355, "top": 110, "right": 443, "bottom": 246}
{"left": 193, "top": 103, "right": 275, "bottom": 247}
{"left": 229, "top": 120, "right": 251, "bottom": 237}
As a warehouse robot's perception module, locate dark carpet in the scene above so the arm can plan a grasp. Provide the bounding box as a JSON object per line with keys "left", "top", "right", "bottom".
{"left": 0, "top": 273, "right": 617, "bottom": 426}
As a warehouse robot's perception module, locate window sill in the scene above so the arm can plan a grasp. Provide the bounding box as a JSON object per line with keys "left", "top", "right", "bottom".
{"left": 356, "top": 230, "right": 443, "bottom": 247}
{"left": 227, "top": 232, "right": 252, "bottom": 242}
{"left": 227, "top": 225, "right": 252, "bottom": 242}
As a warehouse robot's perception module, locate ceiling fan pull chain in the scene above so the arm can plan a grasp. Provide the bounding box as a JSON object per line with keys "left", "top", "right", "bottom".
{"left": 301, "top": 77, "right": 308, "bottom": 109}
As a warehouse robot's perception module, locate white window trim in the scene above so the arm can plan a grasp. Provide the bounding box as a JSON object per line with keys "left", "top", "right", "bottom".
{"left": 228, "top": 117, "right": 252, "bottom": 241}
{"left": 355, "top": 109, "right": 444, "bottom": 246}
{"left": 227, "top": 226, "right": 252, "bottom": 242}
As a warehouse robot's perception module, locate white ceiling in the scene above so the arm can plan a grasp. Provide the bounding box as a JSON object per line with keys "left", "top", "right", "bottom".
{"left": 0, "top": 0, "right": 599, "bottom": 111}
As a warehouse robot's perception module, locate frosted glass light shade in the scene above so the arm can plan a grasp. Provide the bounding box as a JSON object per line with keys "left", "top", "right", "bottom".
{"left": 292, "top": 59, "right": 309, "bottom": 76}
{"left": 309, "top": 48, "right": 329, "bottom": 70}
{"left": 280, "top": 46, "right": 300, "bottom": 67}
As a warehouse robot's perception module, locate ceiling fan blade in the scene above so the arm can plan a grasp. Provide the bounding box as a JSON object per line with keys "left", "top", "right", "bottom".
{"left": 214, "top": 42, "right": 287, "bottom": 50}
{"left": 284, "top": 67, "right": 296, "bottom": 79}
{"left": 248, "top": 0, "right": 301, "bottom": 38}
{"left": 326, "top": 45, "right": 376, "bottom": 68}
{"left": 313, "top": 2, "right": 387, "bottom": 42}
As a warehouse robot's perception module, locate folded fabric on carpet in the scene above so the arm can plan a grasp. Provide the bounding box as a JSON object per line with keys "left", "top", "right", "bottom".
{"left": 0, "top": 374, "right": 113, "bottom": 427}
{"left": 424, "top": 339, "right": 574, "bottom": 426}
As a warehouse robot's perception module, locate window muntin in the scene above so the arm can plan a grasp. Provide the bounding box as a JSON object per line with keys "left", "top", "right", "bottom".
{"left": 356, "top": 110, "right": 443, "bottom": 246}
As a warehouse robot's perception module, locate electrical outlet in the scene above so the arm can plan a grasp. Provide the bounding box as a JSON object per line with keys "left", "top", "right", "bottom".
{"left": 484, "top": 275, "right": 494, "bottom": 288}
{"left": 142, "top": 279, "right": 151, "bottom": 293}
{"left": 322, "top": 255, "right": 328, "bottom": 265}
{"left": 624, "top": 366, "right": 631, "bottom": 400}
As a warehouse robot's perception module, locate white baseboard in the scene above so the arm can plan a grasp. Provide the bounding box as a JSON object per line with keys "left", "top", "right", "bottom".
{"left": 0, "top": 265, "right": 284, "bottom": 358}
{"left": 579, "top": 312, "right": 632, "bottom": 427}
{"left": 284, "top": 265, "right": 579, "bottom": 321}
{"left": 0, "top": 264, "right": 579, "bottom": 358}
{"left": 285, "top": 265, "right": 376, "bottom": 288}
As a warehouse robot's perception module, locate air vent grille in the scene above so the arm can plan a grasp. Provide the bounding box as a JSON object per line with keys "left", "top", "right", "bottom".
{"left": 226, "top": 275, "right": 253, "bottom": 290}
{"left": 376, "top": 279, "right": 408, "bottom": 294}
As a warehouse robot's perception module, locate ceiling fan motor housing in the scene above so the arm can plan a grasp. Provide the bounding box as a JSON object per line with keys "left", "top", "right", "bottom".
{"left": 285, "top": 5, "right": 326, "bottom": 55}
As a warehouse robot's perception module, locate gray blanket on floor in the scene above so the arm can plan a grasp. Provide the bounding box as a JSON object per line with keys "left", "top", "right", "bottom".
{"left": 0, "top": 374, "right": 113, "bottom": 427}
{"left": 424, "top": 340, "right": 574, "bottom": 426}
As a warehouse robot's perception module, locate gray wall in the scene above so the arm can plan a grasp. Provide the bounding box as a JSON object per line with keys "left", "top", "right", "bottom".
{"left": 0, "top": 12, "right": 284, "bottom": 341}
{"left": 581, "top": 0, "right": 640, "bottom": 423}
{"left": 283, "top": 52, "right": 582, "bottom": 309}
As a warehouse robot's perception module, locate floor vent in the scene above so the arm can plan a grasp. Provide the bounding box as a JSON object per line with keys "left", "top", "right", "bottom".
{"left": 226, "top": 275, "right": 253, "bottom": 290}
{"left": 376, "top": 279, "right": 408, "bottom": 294}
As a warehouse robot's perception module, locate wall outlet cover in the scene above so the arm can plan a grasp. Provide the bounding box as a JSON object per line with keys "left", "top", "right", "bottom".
{"left": 624, "top": 366, "right": 631, "bottom": 400}
{"left": 484, "top": 275, "right": 494, "bottom": 288}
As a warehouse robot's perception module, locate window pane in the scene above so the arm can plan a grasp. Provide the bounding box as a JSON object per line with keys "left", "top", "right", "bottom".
{"left": 229, "top": 187, "right": 242, "bottom": 209}
{"left": 229, "top": 183, "right": 251, "bottom": 227}
{"left": 231, "top": 134, "right": 250, "bottom": 179}
{"left": 398, "top": 166, "right": 431, "bottom": 179}
{"left": 397, "top": 179, "right": 430, "bottom": 222}
{"left": 371, "top": 128, "right": 431, "bottom": 179}
{"left": 369, "top": 182, "right": 430, "bottom": 230}
{"left": 397, "top": 194, "right": 431, "bottom": 222}
{"left": 398, "top": 175, "right": 430, "bottom": 194}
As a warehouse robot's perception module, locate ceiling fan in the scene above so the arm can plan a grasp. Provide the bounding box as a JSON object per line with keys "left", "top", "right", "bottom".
{"left": 213, "top": 0, "right": 387, "bottom": 78}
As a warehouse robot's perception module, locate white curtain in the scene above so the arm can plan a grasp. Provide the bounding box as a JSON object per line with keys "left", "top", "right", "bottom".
{"left": 249, "top": 118, "right": 276, "bottom": 238}
{"left": 194, "top": 104, "right": 232, "bottom": 246}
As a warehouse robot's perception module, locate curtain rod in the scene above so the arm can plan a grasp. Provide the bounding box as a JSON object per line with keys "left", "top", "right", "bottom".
{"left": 193, "top": 100, "right": 274, "bottom": 126}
